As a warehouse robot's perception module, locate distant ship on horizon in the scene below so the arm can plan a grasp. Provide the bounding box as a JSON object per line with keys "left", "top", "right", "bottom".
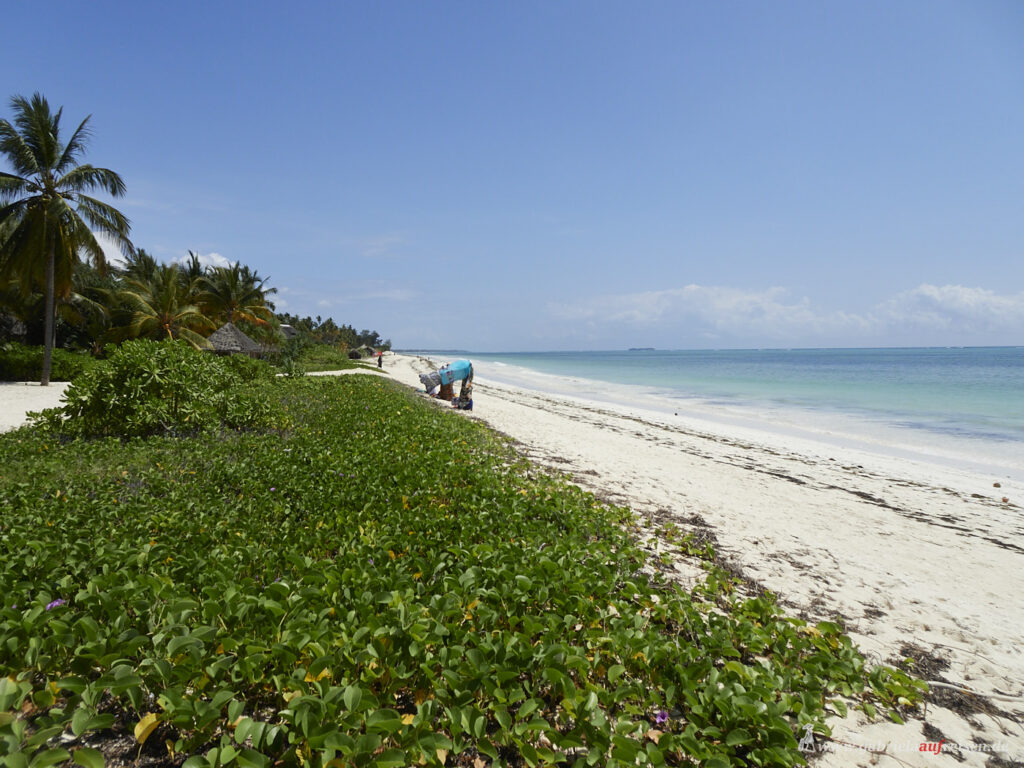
{"left": 628, "top": 347, "right": 655, "bottom": 351}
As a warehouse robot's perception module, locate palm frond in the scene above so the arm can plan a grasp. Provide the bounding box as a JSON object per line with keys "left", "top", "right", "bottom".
{"left": 64, "top": 214, "right": 106, "bottom": 272}
{"left": 10, "top": 94, "right": 61, "bottom": 172}
{"left": 0, "top": 171, "right": 33, "bottom": 201}
{"left": 0, "top": 205, "right": 47, "bottom": 287}
{"left": 0, "top": 119, "right": 40, "bottom": 178}
{"left": 175, "top": 304, "right": 217, "bottom": 330}
{"left": 68, "top": 286, "right": 111, "bottom": 319}
{"left": 119, "top": 288, "right": 158, "bottom": 316}
{"left": 54, "top": 115, "right": 92, "bottom": 175}
{"left": 58, "top": 166, "right": 127, "bottom": 198}
{"left": 119, "top": 248, "right": 158, "bottom": 281}
{"left": 123, "top": 311, "right": 158, "bottom": 339}
{"left": 0, "top": 198, "right": 32, "bottom": 232}
{"left": 176, "top": 326, "right": 214, "bottom": 350}
{"left": 57, "top": 288, "right": 108, "bottom": 326}
{"left": 74, "top": 194, "right": 133, "bottom": 252}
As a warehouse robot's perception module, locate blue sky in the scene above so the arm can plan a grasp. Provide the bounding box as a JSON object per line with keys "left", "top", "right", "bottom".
{"left": 5, "top": 1, "right": 1023, "bottom": 350}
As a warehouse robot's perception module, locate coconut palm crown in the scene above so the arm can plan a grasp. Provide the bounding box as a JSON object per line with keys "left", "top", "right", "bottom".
{"left": 198, "top": 263, "right": 277, "bottom": 327}
{"left": 118, "top": 263, "right": 214, "bottom": 348}
{"left": 0, "top": 93, "right": 133, "bottom": 384}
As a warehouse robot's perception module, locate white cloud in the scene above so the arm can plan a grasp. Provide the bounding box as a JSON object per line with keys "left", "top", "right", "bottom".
{"left": 551, "top": 285, "right": 863, "bottom": 337}
{"left": 876, "top": 284, "right": 1024, "bottom": 331}
{"left": 549, "top": 283, "right": 1024, "bottom": 345}
{"left": 173, "top": 251, "right": 233, "bottom": 269}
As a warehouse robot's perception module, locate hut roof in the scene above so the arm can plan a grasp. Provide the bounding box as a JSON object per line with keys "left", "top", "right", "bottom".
{"left": 279, "top": 324, "right": 298, "bottom": 339}
{"left": 1, "top": 314, "right": 27, "bottom": 338}
{"left": 208, "top": 322, "right": 261, "bottom": 353}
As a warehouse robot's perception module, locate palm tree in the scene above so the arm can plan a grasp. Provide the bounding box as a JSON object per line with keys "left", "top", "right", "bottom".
{"left": 179, "top": 250, "right": 207, "bottom": 286}
{"left": 119, "top": 247, "right": 159, "bottom": 283}
{"left": 0, "top": 93, "right": 133, "bottom": 384}
{"left": 0, "top": 274, "right": 112, "bottom": 353}
{"left": 118, "top": 263, "right": 214, "bottom": 347}
{"left": 197, "top": 263, "right": 276, "bottom": 327}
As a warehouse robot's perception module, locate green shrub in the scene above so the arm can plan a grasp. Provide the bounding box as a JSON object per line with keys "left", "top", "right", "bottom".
{"left": 0, "top": 342, "right": 97, "bottom": 382}
{"left": 29, "top": 340, "right": 279, "bottom": 438}
{"left": 295, "top": 344, "right": 365, "bottom": 372}
{"left": 220, "top": 353, "right": 276, "bottom": 382}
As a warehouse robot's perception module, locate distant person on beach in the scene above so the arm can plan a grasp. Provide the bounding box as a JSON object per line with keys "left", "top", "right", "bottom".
{"left": 377, "top": 353, "right": 383, "bottom": 369}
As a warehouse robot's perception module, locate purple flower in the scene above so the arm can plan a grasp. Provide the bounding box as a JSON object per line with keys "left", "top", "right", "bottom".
{"left": 368, "top": 558, "right": 374, "bottom": 565}
{"left": 655, "top": 710, "right": 669, "bottom": 725}
{"left": 45, "top": 599, "right": 66, "bottom": 611}
{"left": 270, "top": 487, "right": 276, "bottom": 492}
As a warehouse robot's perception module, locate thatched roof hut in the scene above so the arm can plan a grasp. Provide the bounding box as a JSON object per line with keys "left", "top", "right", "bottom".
{"left": 208, "top": 322, "right": 261, "bottom": 356}
{"left": 0, "top": 314, "right": 28, "bottom": 340}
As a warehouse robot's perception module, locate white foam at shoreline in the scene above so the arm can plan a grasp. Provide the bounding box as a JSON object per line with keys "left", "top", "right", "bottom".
{"left": 469, "top": 358, "right": 1024, "bottom": 483}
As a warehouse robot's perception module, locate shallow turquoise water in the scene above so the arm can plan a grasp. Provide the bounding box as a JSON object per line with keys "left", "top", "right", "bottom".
{"left": 466, "top": 347, "right": 1024, "bottom": 449}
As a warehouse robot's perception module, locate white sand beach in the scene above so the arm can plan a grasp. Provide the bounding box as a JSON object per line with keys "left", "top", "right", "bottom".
{"left": 0, "top": 381, "right": 70, "bottom": 432}
{"left": 384, "top": 353, "right": 1024, "bottom": 765}
{"left": 3, "top": 357, "right": 1021, "bottom": 763}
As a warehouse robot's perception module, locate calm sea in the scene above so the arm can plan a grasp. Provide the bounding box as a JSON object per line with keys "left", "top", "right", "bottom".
{"left": 455, "top": 348, "right": 1024, "bottom": 480}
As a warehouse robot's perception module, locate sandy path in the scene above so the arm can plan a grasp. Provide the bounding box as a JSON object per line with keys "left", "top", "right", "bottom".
{"left": 0, "top": 381, "right": 69, "bottom": 432}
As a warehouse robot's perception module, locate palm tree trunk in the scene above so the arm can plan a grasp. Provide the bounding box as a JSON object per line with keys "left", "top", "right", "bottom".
{"left": 41, "top": 241, "right": 56, "bottom": 387}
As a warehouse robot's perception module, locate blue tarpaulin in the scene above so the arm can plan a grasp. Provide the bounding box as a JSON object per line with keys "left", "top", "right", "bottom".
{"left": 438, "top": 359, "right": 473, "bottom": 385}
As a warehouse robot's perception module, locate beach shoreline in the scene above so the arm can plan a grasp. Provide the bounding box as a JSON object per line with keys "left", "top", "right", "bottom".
{"left": 386, "top": 353, "right": 1024, "bottom": 765}
{"left": 464, "top": 352, "right": 1024, "bottom": 485}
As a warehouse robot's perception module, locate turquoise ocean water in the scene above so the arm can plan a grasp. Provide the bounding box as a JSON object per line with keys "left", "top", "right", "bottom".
{"left": 449, "top": 348, "right": 1024, "bottom": 480}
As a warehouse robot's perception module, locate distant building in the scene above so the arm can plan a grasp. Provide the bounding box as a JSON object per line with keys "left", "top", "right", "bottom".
{"left": 207, "top": 322, "right": 261, "bottom": 357}
{"left": 279, "top": 324, "right": 298, "bottom": 340}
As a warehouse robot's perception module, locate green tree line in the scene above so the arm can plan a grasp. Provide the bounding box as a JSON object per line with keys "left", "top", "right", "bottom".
{"left": 276, "top": 313, "right": 390, "bottom": 351}
{"left": 0, "top": 93, "right": 388, "bottom": 383}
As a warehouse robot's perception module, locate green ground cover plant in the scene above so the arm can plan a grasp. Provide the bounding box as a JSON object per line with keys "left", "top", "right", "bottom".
{"left": 0, "top": 375, "right": 924, "bottom": 767}
{"left": 294, "top": 345, "right": 379, "bottom": 374}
